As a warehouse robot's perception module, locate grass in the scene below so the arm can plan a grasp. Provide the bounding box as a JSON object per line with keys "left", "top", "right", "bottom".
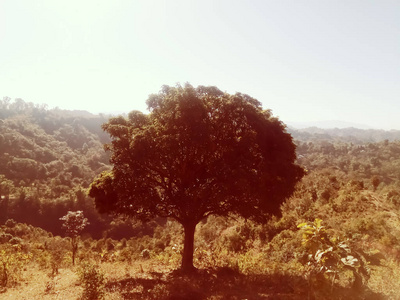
{"left": 1, "top": 257, "right": 393, "bottom": 300}
{"left": 0, "top": 259, "right": 310, "bottom": 300}
{"left": 1, "top": 265, "right": 80, "bottom": 299}
{"left": 1, "top": 219, "right": 399, "bottom": 299}
{"left": 1, "top": 195, "right": 400, "bottom": 300}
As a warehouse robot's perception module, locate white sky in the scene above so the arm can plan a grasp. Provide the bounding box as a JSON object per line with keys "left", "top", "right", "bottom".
{"left": 1, "top": 0, "right": 399, "bottom": 129}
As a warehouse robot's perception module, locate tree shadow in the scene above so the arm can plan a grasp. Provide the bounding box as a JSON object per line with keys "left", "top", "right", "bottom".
{"left": 105, "top": 274, "right": 167, "bottom": 299}
{"left": 105, "top": 267, "right": 386, "bottom": 300}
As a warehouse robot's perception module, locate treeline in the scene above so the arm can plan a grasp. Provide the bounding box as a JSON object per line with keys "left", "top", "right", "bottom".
{"left": 289, "top": 126, "right": 400, "bottom": 143}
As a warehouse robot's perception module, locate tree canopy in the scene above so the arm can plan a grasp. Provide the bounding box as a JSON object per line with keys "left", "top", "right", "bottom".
{"left": 89, "top": 83, "right": 304, "bottom": 271}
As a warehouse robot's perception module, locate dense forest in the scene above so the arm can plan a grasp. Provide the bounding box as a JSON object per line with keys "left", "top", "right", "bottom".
{"left": 1, "top": 97, "right": 400, "bottom": 299}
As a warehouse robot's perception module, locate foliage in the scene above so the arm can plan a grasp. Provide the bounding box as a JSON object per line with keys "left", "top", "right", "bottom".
{"left": 5, "top": 219, "right": 16, "bottom": 228}
{"left": 298, "top": 219, "right": 370, "bottom": 295}
{"left": 0, "top": 98, "right": 110, "bottom": 237}
{"left": 47, "top": 236, "right": 70, "bottom": 275}
{"left": 60, "top": 210, "right": 89, "bottom": 237}
{"left": 60, "top": 211, "right": 89, "bottom": 265}
{"left": 90, "top": 83, "right": 304, "bottom": 271}
{"left": 0, "top": 244, "right": 32, "bottom": 288}
{"left": 78, "top": 262, "right": 105, "bottom": 300}
{"left": 2, "top": 96, "right": 400, "bottom": 298}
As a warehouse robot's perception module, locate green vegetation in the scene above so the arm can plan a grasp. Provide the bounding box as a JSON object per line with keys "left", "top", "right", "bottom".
{"left": 1, "top": 95, "right": 400, "bottom": 298}
{"left": 78, "top": 262, "right": 105, "bottom": 300}
{"left": 60, "top": 211, "right": 89, "bottom": 265}
{"left": 89, "top": 84, "right": 304, "bottom": 271}
{"left": 0, "top": 97, "right": 111, "bottom": 238}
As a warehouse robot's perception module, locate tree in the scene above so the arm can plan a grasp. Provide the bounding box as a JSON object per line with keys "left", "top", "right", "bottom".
{"left": 0, "top": 175, "right": 14, "bottom": 224}
{"left": 89, "top": 84, "right": 304, "bottom": 271}
{"left": 371, "top": 175, "right": 380, "bottom": 191}
{"left": 59, "top": 211, "right": 89, "bottom": 265}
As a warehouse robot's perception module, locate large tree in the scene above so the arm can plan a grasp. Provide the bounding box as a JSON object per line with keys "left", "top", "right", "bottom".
{"left": 89, "top": 84, "right": 304, "bottom": 271}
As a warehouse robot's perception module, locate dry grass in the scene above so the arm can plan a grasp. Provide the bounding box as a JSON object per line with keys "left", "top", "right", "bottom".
{"left": 0, "top": 259, "right": 308, "bottom": 300}
{"left": 1, "top": 264, "right": 81, "bottom": 300}
{"left": 1, "top": 216, "right": 399, "bottom": 299}
{"left": 0, "top": 255, "right": 398, "bottom": 300}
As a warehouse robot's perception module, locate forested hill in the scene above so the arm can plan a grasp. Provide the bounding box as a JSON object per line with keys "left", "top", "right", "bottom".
{"left": 1, "top": 97, "right": 400, "bottom": 240}
{"left": 0, "top": 97, "right": 111, "bottom": 185}
{"left": 0, "top": 97, "right": 112, "bottom": 236}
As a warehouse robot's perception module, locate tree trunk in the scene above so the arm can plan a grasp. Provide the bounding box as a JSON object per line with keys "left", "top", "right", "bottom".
{"left": 181, "top": 221, "right": 197, "bottom": 272}
{"left": 71, "top": 237, "right": 78, "bottom": 265}
{"left": 0, "top": 196, "right": 8, "bottom": 224}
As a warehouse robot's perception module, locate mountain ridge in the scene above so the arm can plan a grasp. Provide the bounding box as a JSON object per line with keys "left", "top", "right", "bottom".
{"left": 287, "top": 120, "right": 374, "bottom": 130}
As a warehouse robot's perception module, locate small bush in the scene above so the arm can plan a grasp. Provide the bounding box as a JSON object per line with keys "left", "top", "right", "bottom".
{"left": 118, "top": 247, "right": 134, "bottom": 263}
{"left": 223, "top": 228, "right": 243, "bottom": 252}
{"left": 141, "top": 249, "right": 150, "bottom": 259}
{"left": 0, "top": 244, "right": 32, "bottom": 287}
{"left": 78, "top": 262, "right": 105, "bottom": 300}
{"left": 5, "top": 219, "right": 16, "bottom": 228}
{"left": 0, "top": 233, "right": 13, "bottom": 244}
{"left": 105, "top": 238, "right": 115, "bottom": 251}
{"left": 47, "top": 237, "right": 69, "bottom": 275}
{"left": 8, "top": 237, "right": 23, "bottom": 245}
{"left": 298, "top": 219, "right": 370, "bottom": 294}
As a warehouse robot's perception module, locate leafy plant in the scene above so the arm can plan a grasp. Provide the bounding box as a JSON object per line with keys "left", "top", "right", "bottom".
{"left": 298, "top": 219, "right": 370, "bottom": 294}
{"left": 78, "top": 262, "right": 105, "bottom": 300}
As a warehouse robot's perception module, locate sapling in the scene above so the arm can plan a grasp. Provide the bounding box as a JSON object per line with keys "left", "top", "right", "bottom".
{"left": 60, "top": 211, "right": 89, "bottom": 265}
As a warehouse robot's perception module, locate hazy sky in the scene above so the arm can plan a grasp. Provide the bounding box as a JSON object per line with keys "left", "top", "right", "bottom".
{"left": 1, "top": 1, "right": 399, "bottom": 129}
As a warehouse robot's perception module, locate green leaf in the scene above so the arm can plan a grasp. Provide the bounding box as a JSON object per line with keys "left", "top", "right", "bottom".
{"left": 297, "top": 222, "right": 308, "bottom": 228}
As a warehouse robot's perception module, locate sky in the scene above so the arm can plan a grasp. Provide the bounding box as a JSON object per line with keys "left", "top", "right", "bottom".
{"left": 1, "top": 0, "right": 399, "bottom": 130}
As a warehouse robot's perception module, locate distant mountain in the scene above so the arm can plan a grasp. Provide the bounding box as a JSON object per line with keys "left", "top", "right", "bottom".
{"left": 287, "top": 120, "right": 373, "bottom": 130}
{"left": 288, "top": 126, "right": 400, "bottom": 143}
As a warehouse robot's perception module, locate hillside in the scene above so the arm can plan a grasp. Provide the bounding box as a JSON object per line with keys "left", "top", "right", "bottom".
{"left": 0, "top": 98, "right": 111, "bottom": 236}
{"left": 1, "top": 98, "right": 400, "bottom": 298}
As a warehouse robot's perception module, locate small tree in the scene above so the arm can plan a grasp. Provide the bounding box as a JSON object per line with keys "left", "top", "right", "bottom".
{"left": 0, "top": 175, "right": 14, "bottom": 224}
{"left": 89, "top": 84, "right": 304, "bottom": 271}
{"left": 60, "top": 211, "right": 89, "bottom": 265}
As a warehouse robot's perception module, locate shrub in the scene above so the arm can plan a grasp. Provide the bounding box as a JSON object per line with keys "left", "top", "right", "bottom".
{"left": 298, "top": 219, "right": 370, "bottom": 294}
{"left": 141, "top": 249, "right": 150, "bottom": 259}
{"left": 8, "top": 237, "right": 23, "bottom": 245}
{"left": 6, "top": 223, "right": 33, "bottom": 238}
{"left": 153, "top": 240, "right": 165, "bottom": 253}
{"left": 47, "top": 237, "right": 69, "bottom": 275}
{"left": 386, "top": 189, "right": 400, "bottom": 205}
{"left": 222, "top": 228, "right": 243, "bottom": 252}
{"left": 78, "top": 262, "right": 105, "bottom": 300}
{"left": 118, "top": 238, "right": 127, "bottom": 249}
{"left": 0, "top": 233, "right": 13, "bottom": 244}
{"left": 105, "top": 238, "right": 115, "bottom": 251}
{"left": 5, "top": 219, "right": 16, "bottom": 228}
{"left": 118, "top": 247, "right": 134, "bottom": 264}
{"left": 95, "top": 239, "right": 105, "bottom": 252}
{"left": 83, "top": 238, "right": 93, "bottom": 249}
{"left": 0, "top": 244, "right": 32, "bottom": 287}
